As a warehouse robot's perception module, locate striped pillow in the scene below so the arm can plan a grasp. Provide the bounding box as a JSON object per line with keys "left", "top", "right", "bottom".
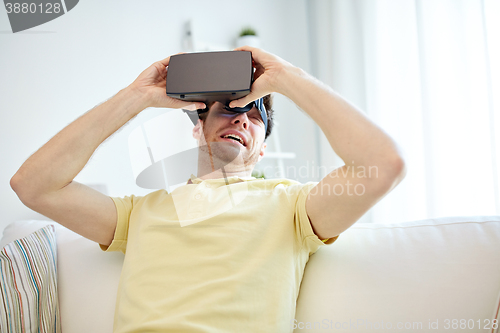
{"left": 0, "top": 225, "right": 61, "bottom": 332}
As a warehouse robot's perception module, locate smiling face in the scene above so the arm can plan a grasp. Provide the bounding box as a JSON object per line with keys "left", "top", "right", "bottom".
{"left": 192, "top": 101, "right": 267, "bottom": 170}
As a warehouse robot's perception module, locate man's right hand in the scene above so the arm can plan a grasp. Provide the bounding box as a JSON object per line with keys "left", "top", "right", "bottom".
{"left": 10, "top": 53, "right": 207, "bottom": 248}
{"left": 128, "top": 54, "right": 206, "bottom": 111}
{"left": 10, "top": 54, "right": 208, "bottom": 247}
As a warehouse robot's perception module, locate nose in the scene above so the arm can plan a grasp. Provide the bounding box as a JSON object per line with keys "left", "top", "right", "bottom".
{"left": 232, "top": 112, "right": 249, "bottom": 130}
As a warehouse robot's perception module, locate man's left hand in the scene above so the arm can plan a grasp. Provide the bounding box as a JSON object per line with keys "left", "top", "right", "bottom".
{"left": 228, "top": 46, "right": 295, "bottom": 108}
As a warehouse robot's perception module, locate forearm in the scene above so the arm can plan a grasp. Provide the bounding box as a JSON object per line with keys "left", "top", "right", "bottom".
{"left": 11, "top": 86, "right": 147, "bottom": 200}
{"left": 276, "top": 66, "right": 404, "bottom": 176}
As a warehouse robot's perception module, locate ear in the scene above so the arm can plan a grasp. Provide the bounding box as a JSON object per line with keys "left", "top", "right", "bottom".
{"left": 192, "top": 119, "right": 203, "bottom": 141}
{"left": 257, "top": 141, "right": 267, "bottom": 163}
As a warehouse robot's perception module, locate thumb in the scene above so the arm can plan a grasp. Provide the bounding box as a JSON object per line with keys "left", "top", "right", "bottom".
{"left": 229, "top": 91, "right": 262, "bottom": 108}
{"left": 229, "top": 76, "right": 268, "bottom": 108}
{"left": 164, "top": 97, "right": 205, "bottom": 110}
{"left": 179, "top": 102, "right": 206, "bottom": 111}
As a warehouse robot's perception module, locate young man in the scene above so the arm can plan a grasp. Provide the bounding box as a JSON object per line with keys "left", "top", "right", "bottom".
{"left": 11, "top": 46, "right": 406, "bottom": 332}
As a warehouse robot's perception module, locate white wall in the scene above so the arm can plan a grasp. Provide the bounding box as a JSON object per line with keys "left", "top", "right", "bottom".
{"left": 0, "top": 0, "right": 320, "bottom": 234}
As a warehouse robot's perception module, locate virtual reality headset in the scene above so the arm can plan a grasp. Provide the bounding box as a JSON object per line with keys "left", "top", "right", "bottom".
{"left": 165, "top": 51, "right": 268, "bottom": 133}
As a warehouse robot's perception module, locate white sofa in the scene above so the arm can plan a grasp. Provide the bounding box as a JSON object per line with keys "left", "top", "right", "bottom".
{"left": 1, "top": 216, "right": 500, "bottom": 333}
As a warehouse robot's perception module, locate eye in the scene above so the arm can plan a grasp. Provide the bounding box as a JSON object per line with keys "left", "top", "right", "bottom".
{"left": 220, "top": 108, "right": 233, "bottom": 115}
{"left": 249, "top": 112, "right": 263, "bottom": 123}
{"left": 250, "top": 117, "right": 263, "bottom": 126}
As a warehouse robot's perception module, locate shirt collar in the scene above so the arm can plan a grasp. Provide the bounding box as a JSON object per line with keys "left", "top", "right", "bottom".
{"left": 186, "top": 174, "right": 257, "bottom": 185}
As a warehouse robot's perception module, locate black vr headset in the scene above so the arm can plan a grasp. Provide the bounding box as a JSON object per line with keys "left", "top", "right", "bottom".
{"left": 165, "top": 51, "right": 268, "bottom": 133}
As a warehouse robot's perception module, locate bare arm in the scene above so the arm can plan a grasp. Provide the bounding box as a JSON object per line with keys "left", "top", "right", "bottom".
{"left": 10, "top": 56, "right": 205, "bottom": 246}
{"left": 229, "top": 46, "right": 406, "bottom": 240}
{"left": 278, "top": 66, "right": 406, "bottom": 239}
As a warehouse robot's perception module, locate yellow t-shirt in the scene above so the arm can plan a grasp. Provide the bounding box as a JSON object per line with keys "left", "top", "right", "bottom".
{"left": 100, "top": 175, "right": 339, "bottom": 332}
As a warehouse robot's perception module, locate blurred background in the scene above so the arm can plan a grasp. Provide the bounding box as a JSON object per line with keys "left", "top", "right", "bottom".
{"left": 1, "top": 0, "right": 500, "bottom": 236}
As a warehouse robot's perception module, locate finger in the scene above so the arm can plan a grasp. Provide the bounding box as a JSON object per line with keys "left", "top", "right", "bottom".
{"left": 180, "top": 102, "right": 206, "bottom": 111}
{"left": 233, "top": 45, "right": 258, "bottom": 52}
{"left": 158, "top": 56, "right": 171, "bottom": 67}
{"left": 158, "top": 52, "right": 186, "bottom": 67}
{"left": 234, "top": 46, "right": 268, "bottom": 74}
{"left": 168, "top": 100, "right": 205, "bottom": 111}
{"left": 229, "top": 86, "right": 264, "bottom": 109}
{"left": 233, "top": 46, "right": 259, "bottom": 61}
{"left": 229, "top": 95, "right": 259, "bottom": 109}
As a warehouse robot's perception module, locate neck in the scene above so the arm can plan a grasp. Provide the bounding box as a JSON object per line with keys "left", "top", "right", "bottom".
{"left": 195, "top": 145, "right": 253, "bottom": 180}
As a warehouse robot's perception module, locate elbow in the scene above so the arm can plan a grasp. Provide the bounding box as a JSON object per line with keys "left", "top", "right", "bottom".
{"left": 10, "top": 174, "right": 35, "bottom": 205}
{"left": 392, "top": 154, "right": 407, "bottom": 181}
{"left": 379, "top": 155, "right": 407, "bottom": 192}
{"left": 10, "top": 173, "right": 22, "bottom": 195}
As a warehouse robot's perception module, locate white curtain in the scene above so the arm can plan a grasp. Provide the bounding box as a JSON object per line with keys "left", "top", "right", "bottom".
{"left": 307, "top": 0, "right": 500, "bottom": 224}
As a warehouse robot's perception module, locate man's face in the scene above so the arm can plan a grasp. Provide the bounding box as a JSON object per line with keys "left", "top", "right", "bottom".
{"left": 193, "top": 101, "right": 267, "bottom": 168}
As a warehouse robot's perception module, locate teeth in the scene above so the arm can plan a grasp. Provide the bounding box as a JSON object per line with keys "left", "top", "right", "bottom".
{"left": 223, "top": 134, "right": 244, "bottom": 145}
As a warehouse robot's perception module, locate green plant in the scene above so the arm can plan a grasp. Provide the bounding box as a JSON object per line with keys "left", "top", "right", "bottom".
{"left": 239, "top": 27, "right": 257, "bottom": 37}
{"left": 251, "top": 169, "right": 266, "bottom": 179}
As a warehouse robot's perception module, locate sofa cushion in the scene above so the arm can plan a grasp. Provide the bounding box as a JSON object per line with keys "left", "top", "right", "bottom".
{"left": 55, "top": 222, "right": 123, "bottom": 333}
{"left": 0, "top": 224, "right": 61, "bottom": 332}
{"left": 1, "top": 220, "right": 124, "bottom": 333}
{"left": 295, "top": 216, "right": 500, "bottom": 332}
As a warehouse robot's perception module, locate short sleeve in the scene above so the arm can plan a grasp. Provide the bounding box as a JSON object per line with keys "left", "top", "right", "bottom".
{"left": 99, "top": 195, "right": 140, "bottom": 254}
{"left": 292, "top": 182, "right": 339, "bottom": 255}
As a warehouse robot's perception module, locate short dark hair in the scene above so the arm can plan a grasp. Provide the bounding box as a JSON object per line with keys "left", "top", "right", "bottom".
{"left": 198, "top": 94, "right": 275, "bottom": 140}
